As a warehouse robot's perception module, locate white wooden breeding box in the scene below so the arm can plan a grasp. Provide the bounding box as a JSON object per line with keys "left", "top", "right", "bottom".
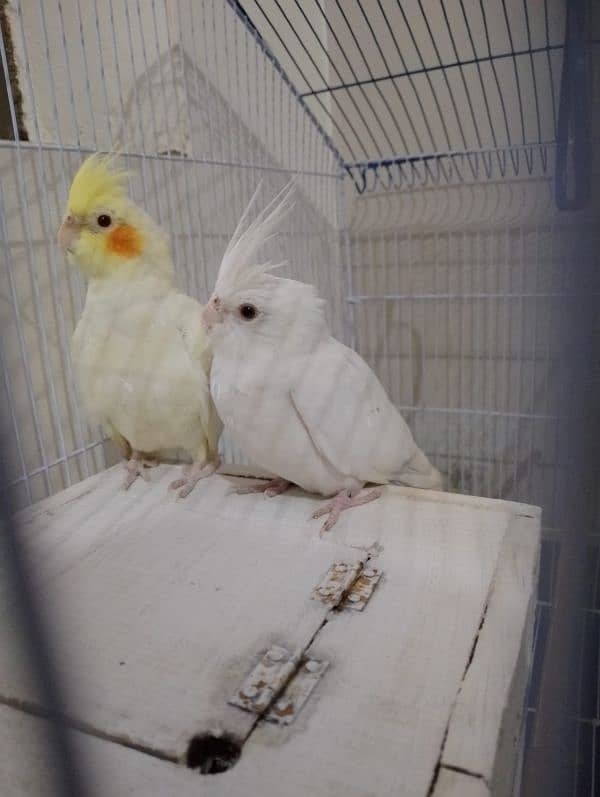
{"left": 0, "top": 466, "right": 540, "bottom": 797}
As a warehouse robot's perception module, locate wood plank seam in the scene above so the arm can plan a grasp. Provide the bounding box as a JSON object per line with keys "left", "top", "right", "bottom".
{"left": 0, "top": 693, "right": 177, "bottom": 764}
{"left": 430, "top": 514, "right": 540, "bottom": 796}
{"left": 233, "top": 549, "right": 382, "bottom": 741}
{"left": 441, "top": 764, "right": 487, "bottom": 782}
{"left": 427, "top": 559, "right": 501, "bottom": 796}
{"left": 462, "top": 598, "right": 491, "bottom": 679}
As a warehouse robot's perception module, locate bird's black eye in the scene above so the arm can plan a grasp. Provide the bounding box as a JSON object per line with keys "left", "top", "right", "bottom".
{"left": 239, "top": 303, "right": 258, "bottom": 321}
{"left": 97, "top": 214, "right": 112, "bottom": 228}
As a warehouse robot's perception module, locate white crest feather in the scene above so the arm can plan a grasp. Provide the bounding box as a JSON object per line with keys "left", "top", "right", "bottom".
{"left": 215, "top": 181, "right": 296, "bottom": 297}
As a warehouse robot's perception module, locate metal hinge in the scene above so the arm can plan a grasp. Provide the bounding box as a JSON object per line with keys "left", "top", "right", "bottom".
{"left": 311, "top": 561, "right": 383, "bottom": 611}
{"left": 228, "top": 645, "right": 328, "bottom": 725}
{"left": 228, "top": 562, "right": 381, "bottom": 725}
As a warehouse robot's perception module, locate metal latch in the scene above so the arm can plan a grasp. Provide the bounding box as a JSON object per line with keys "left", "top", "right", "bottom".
{"left": 228, "top": 562, "right": 381, "bottom": 724}
{"left": 228, "top": 645, "right": 329, "bottom": 725}
{"left": 311, "top": 561, "right": 362, "bottom": 606}
{"left": 312, "top": 561, "right": 382, "bottom": 611}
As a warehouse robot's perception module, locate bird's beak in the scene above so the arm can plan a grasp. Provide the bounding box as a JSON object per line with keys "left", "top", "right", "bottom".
{"left": 201, "top": 297, "right": 223, "bottom": 331}
{"left": 57, "top": 215, "right": 80, "bottom": 253}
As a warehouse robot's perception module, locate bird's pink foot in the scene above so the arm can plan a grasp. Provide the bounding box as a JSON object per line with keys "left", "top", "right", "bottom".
{"left": 312, "top": 488, "right": 382, "bottom": 533}
{"left": 236, "top": 477, "right": 291, "bottom": 497}
{"left": 122, "top": 452, "right": 158, "bottom": 490}
{"left": 169, "top": 458, "right": 219, "bottom": 499}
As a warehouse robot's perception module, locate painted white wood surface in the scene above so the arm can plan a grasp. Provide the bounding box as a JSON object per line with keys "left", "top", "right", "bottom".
{"left": 235, "top": 494, "right": 518, "bottom": 797}
{"left": 1, "top": 466, "right": 363, "bottom": 756}
{"left": 0, "top": 706, "right": 495, "bottom": 797}
{"left": 0, "top": 704, "right": 199, "bottom": 797}
{"left": 442, "top": 515, "right": 539, "bottom": 796}
{"left": 1, "top": 465, "right": 540, "bottom": 796}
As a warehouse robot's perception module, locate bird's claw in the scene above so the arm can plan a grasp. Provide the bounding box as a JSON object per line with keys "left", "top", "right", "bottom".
{"left": 122, "top": 454, "right": 158, "bottom": 491}
{"left": 170, "top": 480, "right": 197, "bottom": 499}
{"left": 122, "top": 471, "right": 138, "bottom": 491}
{"left": 311, "top": 503, "right": 333, "bottom": 520}
{"left": 310, "top": 488, "right": 383, "bottom": 534}
{"left": 235, "top": 478, "right": 290, "bottom": 497}
{"left": 169, "top": 459, "right": 218, "bottom": 499}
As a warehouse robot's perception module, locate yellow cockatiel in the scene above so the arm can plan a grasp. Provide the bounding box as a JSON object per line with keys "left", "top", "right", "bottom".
{"left": 58, "top": 155, "right": 221, "bottom": 496}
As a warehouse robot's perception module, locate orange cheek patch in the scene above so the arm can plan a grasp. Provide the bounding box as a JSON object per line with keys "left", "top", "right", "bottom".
{"left": 106, "top": 224, "right": 142, "bottom": 259}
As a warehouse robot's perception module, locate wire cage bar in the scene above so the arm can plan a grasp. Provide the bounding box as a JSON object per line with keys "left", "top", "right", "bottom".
{"left": 0, "top": 0, "right": 346, "bottom": 504}
{"left": 240, "top": 0, "right": 599, "bottom": 191}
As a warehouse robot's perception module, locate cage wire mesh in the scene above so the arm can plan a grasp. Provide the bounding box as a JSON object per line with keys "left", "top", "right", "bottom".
{"left": 0, "top": 0, "right": 598, "bottom": 794}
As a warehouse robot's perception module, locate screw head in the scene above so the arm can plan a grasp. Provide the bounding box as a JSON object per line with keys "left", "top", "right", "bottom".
{"left": 242, "top": 685, "right": 259, "bottom": 698}
{"left": 267, "top": 648, "right": 285, "bottom": 662}
{"left": 334, "top": 563, "right": 348, "bottom": 573}
{"left": 363, "top": 568, "right": 377, "bottom": 577}
{"left": 304, "top": 660, "right": 321, "bottom": 673}
{"left": 348, "top": 593, "right": 361, "bottom": 603}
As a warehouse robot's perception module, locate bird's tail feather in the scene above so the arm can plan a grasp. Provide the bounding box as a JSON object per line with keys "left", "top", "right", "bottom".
{"left": 393, "top": 448, "right": 445, "bottom": 490}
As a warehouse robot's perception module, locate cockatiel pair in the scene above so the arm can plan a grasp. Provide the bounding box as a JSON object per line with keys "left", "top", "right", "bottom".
{"left": 58, "top": 156, "right": 221, "bottom": 497}
{"left": 60, "top": 157, "right": 442, "bottom": 529}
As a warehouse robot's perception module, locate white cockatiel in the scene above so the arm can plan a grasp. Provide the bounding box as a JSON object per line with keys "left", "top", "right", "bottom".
{"left": 202, "top": 186, "right": 443, "bottom": 532}
{"left": 58, "top": 155, "right": 221, "bottom": 496}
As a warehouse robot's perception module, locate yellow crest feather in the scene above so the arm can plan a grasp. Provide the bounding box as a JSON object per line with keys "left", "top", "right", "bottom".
{"left": 67, "top": 154, "right": 130, "bottom": 216}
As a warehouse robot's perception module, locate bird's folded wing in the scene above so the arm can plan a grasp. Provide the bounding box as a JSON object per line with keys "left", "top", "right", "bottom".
{"left": 290, "top": 339, "right": 415, "bottom": 482}
{"left": 155, "top": 291, "right": 220, "bottom": 445}
{"left": 163, "top": 292, "right": 212, "bottom": 370}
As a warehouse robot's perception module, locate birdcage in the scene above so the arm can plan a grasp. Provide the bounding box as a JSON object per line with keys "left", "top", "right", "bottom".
{"left": 0, "top": 1, "right": 597, "bottom": 795}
